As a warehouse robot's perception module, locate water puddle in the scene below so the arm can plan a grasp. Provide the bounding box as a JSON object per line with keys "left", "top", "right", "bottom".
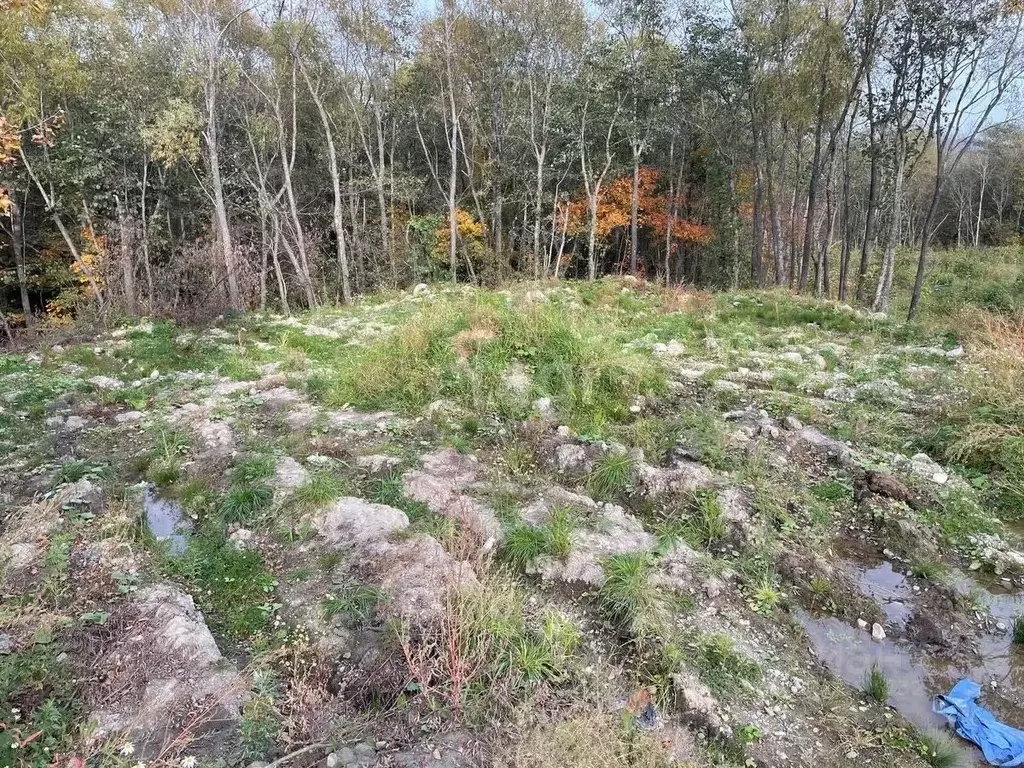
{"left": 143, "top": 485, "right": 189, "bottom": 555}
{"left": 854, "top": 560, "right": 914, "bottom": 628}
{"left": 799, "top": 563, "right": 1024, "bottom": 734}
{"left": 795, "top": 610, "right": 946, "bottom": 729}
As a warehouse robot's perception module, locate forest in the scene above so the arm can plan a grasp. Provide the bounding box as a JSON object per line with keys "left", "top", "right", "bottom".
{"left": 1, "top": 0, "right": 1023, "bottom": 331}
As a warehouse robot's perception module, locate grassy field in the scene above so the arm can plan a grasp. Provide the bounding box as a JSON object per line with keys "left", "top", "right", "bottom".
{"left": 1, "top": 246, "right": 1022, "bottom": 768}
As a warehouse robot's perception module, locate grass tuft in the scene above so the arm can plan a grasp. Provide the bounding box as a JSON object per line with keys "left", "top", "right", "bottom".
{"left": 1013, "top": 616, "right": 1024, "bottom": 645}
{"left": 221, "top": 485, "right": 273, "bottom": 524}
{"left": 293, "top": 472, "right": 347, "bottom": 510}
{"left": 918, "top": 728, "right": 970, "bottom": 768}
{"left": 588, "top": 452, "right": 634, "bottom": 500}
{"left": 863, "top": 663, "right": 889, "bottom": 703}
{"left": 598, "top": 553, "right": 660, "bottom": 633}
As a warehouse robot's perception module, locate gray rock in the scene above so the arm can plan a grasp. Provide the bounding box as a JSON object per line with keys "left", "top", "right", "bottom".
{"left": 532, "top": 396, "right": 559, "bottom": 422}
{"left": 946, "top": 345, "right": 965, "bottom": 359}
{"left": 356, "top": 454, "right": 402, "bottom": 475}
{"left": 534, "top": 504, "right": 654, "bottom": 586}
{"left": 403, "top": 449, "right": 503, "bottom": 545}
{"left": 782, "top": 415, "right": 803, "bottom": 431}
{"left": 313, "top": 497, "right": 409, "bottom": 549}
{"left": 114, "top": 410, "right": 144, "bottom": 424}
{"left": 0, "top": 633, "right": 12, "bottom": 654}
{"left": 89, "top": 375, "right": 123, "bottom": 390}
{"left": 555, "top": 443, "right": 589, "bottom": 473}
{"left": 779, "top": 351, "right": 804, "bottom": 364}
{"left": 274, "top": 456, "right": 308, "bottom": 494}
{"left": 871, "top": 623, "right": 886, "bottom": 641}
{"left": 64, "top": 415, "right": 88, "bottom": 431}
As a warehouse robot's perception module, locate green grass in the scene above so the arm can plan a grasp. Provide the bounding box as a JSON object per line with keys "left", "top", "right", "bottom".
{"left": 322, "top": 582, "right": 382, "bottom": 627}
{"left": 232, "top": 455, "right": 277, "bottom": 485}
{"left": 677, "top": 490, "right": 727, "bottom": 549}
{"left": 598, "top": 553, "right": 660, "bottom": 634}
{"left": 221, "top": 485, "right": 273, "bottom": 524}
{"left": 52, "top": 459, "right": 112, "bottom": 487}
{"left": 588, "top": 453, "right": 635, "bottom": 500}
{"left": 917, "top": 728, "right": 969, "bottom": 768}
{"left": 863, "top": 663, "right": 889, "bottom": 703}
{"left": 167, "top": 530, "right": 277, "bottom": 639}
{"left": 503, "top": 526, "right": 550, "bottom": 569}
{"left": 292, "top": 472, "right": 348, "bottom": 510}
{"left": 501, "top": 507, "right": 578, "bottom": 569}
{"left": 688, "top": 633, "right": 762, "bottom": 697}
{"left": 1013, "top": 617, "right": 1024, "bottom": 645}
{"left": 909, "top": 561, "right": 946, "bottom": 580}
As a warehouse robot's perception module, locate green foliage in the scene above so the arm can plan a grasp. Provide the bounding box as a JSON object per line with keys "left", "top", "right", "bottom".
{"left": 221, "top": 485, "right": 273, "bottom": 524}
{"left": 293, "top": 472, "right": 348, "bottom": 510}
{"left": 322, "top": 582, "right": 382, "bottom": 627}
{"left": 0, "top": 641, "right": 78, "bottom": 768}
{"left": 239, "top": 669, "right": 281, "bottom": 761}
{"left": 232, "top": 455, "right": 277, "bottom": 485}
{"left": 53, "top": 459, "right": 111, "bottom": 487}
{"left": 917, "top": 729, "right": 969, "bottom": 768}
{"left": 168, "top": 531, "right": 278, "bottom": 639}
{"left": 1013, "top": 617, "right": 1024, "bottom": 645}
{"left": 588, "top": 452, "right": 634, "bottom": 500}
{"left": 689, "top": 633, "right": 762, "bottom": 697}
{"left": 598, "top": 553, "right": 660, "bottom": 634}
{"left": 863, "top": 663, "right": 889, "bottom": 702}
{"left": 681, "top": 490, "right": 727, "bottom": 549}
{"left": 503, "top": 526, "right": 550, "bottom": 569}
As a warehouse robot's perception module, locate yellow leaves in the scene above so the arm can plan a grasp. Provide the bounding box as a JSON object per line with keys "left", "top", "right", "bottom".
{"left": 0, "top": 115, "right": 21, "bottom": 168}
{"left": 73, "top": 226, "right": 106, "bottom": 294}
{"left": 142, "top": 99, "right": 203, "bottom": 168}
{"left": 0, "top": 0, "right": 50, "bottom": 18}
{"left": 0, "top": 186, "right": 11, "bottom": 217}
{"left": 433, "top": 208, "right": 486, "bottom": 262}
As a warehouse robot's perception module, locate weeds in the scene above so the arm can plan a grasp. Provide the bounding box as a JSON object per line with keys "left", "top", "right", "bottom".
{"left": 689, "top": 633, "right": 762, "bottom": 696}
{"left": 864, "top": 663, "right": 889, "bottom": 702}
{"left": 293, "top": 472, "right": 347, "bottom": 510}
{"left": 322, "top": 582, "right": 382, "bottom": 627}
{"left": 917, "top": 728, "right": 969, "bottom": 768}
{"left": 682, "top": 490, "right": 727, "bottom": 549}
{"left": 1013, "top": 617, "right": 1024, "bottom": 645}
{"left": 588, "top": 452, "right": 634, "bottom": 500}
{"left": 221, "top": 485, "right": 273, "bottom": 525}
{"left": 598, "top": 553, "right": 660, "bottom": 634}
{"left": 910, "top": 561, "right": 946, "bottom": 580}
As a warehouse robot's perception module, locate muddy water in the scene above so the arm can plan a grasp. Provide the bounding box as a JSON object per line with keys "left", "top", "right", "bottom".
{"left": 798, "top": 562, "right": 1024, "bottom": 736}
{"left": 143, "top": 485, "right": 189, "bottom": 555}
{"left": 855, "top": 560, "right": 914, "bottom": 628}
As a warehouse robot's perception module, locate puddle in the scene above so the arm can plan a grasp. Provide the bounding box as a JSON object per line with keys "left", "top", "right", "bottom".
{"left": 799, "top": 565, "right": 1024, "bottom": 735}
{"left": 796, "top": 610, "right": 947, "bottom": 729}
{"left": 143, "top": 485, "right": 189, "bottom": 555}
{"left": 854, "top": 560, "right": 914, "bottom": 628}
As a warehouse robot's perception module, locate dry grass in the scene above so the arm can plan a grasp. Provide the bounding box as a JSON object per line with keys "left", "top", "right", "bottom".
{"left": 506, "top": 712, "right": 674, "bottom": 768}
{"left": 958, "top": 309, "right": 1024, "bottom": 404}
{"left": 660, "top": 287, "right": 713, "bottom": 315}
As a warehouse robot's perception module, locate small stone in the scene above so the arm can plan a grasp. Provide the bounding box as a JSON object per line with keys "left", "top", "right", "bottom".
{"left": 0, "top": 633, "right": 12, "bottom": 654}
{"left": 871, "top": 623, "right": 886, "bottom": 641}
{"left": 997, "top": 622, "right": 1008, "bottom": 632}
{"left": 783, "top": 415, "right": 803, "bottom": 431}
{"left": 931, "top": 471, "right": 948, "bottom": 485}
{"left": 150, "top": 368, "right": 160, "bottom": 379}
{"left": 779, "top": 351, "right": 804, "bottom": 364}
{"left": 856, "top": 618, "right": 868, "bottom": 630}
{"left": 64, "top": 415, "right": 87, "bottom": 431}
{"left": 946, "top": 346, "right": 965, "bottom": 359}
{"left": 374, "top": 741, "right": 386, "bottom": 749}
{"left": 326, "top": 753, "right": 342, "bottom": 768}
{"left": 413, "top": 283, "right": 430, "bottom": 297}
{"left": 433, "top": 749, "right": 442, "bottom": 760}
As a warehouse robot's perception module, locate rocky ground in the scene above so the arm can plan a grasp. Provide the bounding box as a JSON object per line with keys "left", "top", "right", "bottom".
{"left": 2, "top": 276, "right": 1023, "bottom": 768}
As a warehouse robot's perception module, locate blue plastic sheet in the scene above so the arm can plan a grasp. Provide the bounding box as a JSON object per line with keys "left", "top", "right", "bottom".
{"left": 934, "top": 679, "right": 1024, "bottom": 767}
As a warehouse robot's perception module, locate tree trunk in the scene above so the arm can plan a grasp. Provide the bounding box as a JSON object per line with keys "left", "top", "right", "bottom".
{"left": 9, "top": 197, "right": 33, "bottom": 328}
{"left": 751, "top": 126, "right": 765, "bottom": 288}
{"left": 630, "top": 145, "right": 640, "bottom": 276}
{"left": 299, "top": 62, "right": 352, "bottom": 303}
{"left": 115, "top": 194, "right": 137, "bottom": 315}
{"left": 205, "top": 64, "right": 240, "bottom": 310}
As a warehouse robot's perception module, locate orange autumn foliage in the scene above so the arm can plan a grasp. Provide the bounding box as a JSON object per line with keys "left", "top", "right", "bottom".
{"left": 564, "top": 168, "right": 712, "bottom": 250}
